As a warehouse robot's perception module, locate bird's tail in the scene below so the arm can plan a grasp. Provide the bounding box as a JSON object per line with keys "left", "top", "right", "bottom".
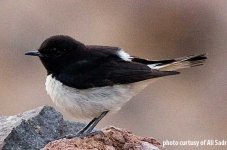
{"left": 148, "top": 54, "right": 207, "bottom": 71}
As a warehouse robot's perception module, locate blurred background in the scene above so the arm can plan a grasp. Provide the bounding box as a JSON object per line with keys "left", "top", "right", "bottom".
{"left": 0, "top": 0, "right": 226, "bottom": 150}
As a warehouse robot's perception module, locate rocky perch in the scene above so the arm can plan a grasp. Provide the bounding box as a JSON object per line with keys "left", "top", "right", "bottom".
{"left": 0, "top": 106, "right": 165, "bottom": 150}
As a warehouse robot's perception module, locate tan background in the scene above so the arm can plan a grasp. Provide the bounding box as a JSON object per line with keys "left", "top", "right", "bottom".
{"left": 0, "top": 1, "right": 226, "bottom": 150}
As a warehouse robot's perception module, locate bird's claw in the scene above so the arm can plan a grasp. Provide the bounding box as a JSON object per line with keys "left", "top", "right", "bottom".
{"left": 57, "top": 130, "right": 103, "bottom": 140}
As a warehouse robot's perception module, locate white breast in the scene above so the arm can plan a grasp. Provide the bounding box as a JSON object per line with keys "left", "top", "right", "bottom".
{"left": 45, "top": 75, "right": 150, "bottom": 120}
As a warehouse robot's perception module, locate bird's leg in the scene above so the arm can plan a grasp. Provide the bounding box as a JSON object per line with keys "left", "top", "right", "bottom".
{"left": 57, "top": 111, "right": 110, "bottom": 139}
{"left": 77, "top": 117, "right": 97, "bottom": 135}
{"left": 85, "top": 111, "right": 109, "bottom": 134}
{"left": 63, "top": 115, "right": 103, "bottom": 139}
{"left": 76, "top": 111, "right": 109, "bottom": 136}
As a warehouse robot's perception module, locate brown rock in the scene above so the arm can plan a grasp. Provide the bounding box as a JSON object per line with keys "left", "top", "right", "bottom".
{"left": 43, "top": 126, "right": 166, "bottom": 150}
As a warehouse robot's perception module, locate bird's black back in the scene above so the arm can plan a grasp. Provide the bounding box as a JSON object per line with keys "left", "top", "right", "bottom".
{"left": 53, "top": 46, "right": 178, "bottom": 89}
{"left": 35, "top": 35, "right": 179, "bottom": 89}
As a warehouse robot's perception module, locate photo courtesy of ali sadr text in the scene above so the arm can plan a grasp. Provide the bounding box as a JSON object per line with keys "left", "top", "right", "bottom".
{"left": 162, "top": 139, "right": 227, "bottom": 147}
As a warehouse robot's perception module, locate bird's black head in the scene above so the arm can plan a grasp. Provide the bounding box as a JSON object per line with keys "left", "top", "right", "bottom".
{"left": 25, "top": 35, "right": 86, "bottom": 74}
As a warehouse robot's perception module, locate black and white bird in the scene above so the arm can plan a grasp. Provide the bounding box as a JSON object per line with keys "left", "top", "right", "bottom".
{"left": 25, "top": 35, "right": 207, "bottom": 135}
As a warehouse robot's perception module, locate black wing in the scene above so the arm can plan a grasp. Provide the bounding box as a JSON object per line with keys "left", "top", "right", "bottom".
{"left": 54, "top": 46, "right": 179, "bottom": 89}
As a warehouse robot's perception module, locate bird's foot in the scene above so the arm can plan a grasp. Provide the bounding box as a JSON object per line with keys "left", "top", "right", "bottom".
{"left": 59, "top": 131, "right": 103, "bottom": 139}
{"left": 64, "top": 134, "right": 77, "bottom": 139}
{"left": 56, "top": 134, "right": 77, "bottom": 140}
{"left": 76, "top": 130, "right": 103, "bottom": 138}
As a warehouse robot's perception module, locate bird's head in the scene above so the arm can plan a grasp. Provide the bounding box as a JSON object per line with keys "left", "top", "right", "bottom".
{"left": 25, "top": 35, "right": 86, "bottom": 74}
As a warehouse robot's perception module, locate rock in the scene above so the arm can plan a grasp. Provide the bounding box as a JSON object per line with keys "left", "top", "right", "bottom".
{"left": 0, "top": 106, "right": 85, "bottom": 150}
{"left": 44, "top": 127, "right": 166, "bottom": 150}
{"left": 0, "top": 106, "right": 166, "bottom": 150}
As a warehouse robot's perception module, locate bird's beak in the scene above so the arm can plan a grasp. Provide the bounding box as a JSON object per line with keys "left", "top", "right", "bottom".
{"left": 25, "top": 50, "right": 43, "bottom": 57}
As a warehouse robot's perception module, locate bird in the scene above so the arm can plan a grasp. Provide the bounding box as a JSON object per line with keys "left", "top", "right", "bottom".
{"left": 25, "top": 35, "right": 207, "bottom": 136}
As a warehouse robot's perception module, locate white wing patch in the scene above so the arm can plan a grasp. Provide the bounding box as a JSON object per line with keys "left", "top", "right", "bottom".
{"left": 148, "top": 64, "right": 162, "bottom": 69}
{"left": 117, "top": 50, "right": 164, "bottom": 69}
{"left": 117, "top": 50, "right": 133, "bottom": 61}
